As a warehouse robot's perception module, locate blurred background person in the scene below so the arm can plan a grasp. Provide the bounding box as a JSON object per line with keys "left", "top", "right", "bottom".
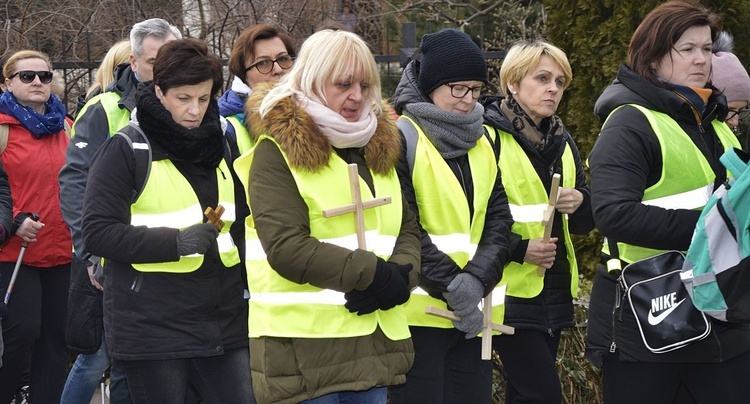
{"left": 81, "top": 38, "right": 253, "bottom": 404}
{"left": 711, "top": 32, "right": 750, "bottom": 138}
{"left": 0, "top": 49, "right": 72, "bottom": 404}
{"left": 221, "top": 23, "right": 295, "bottom": 157}
{"left": 585, "top": 2, "right": 750, "bottom": 403}
{"left": 337, "top": 4, "right": 357, "bottom": 33}
{"left": 482, "top": 39, "right": 593, "bottom": 404}
{"left": 60, "top": 38, "right": 135, "bottom": 404}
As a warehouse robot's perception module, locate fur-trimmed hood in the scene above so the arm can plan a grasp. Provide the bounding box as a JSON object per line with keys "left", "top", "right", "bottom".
{"left": 244, "top": 84, "right": 402, "bottom": 175}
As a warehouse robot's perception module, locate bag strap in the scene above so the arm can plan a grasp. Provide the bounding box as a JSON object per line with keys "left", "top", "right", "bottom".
{"left": 115, "top": 126, "right": 152, "bottom": 203}
{"left": 396, "top": 117, "right": 419, "bottom": 176}
{"left": 720, "top": 147, "right": 750, "bottom": 180}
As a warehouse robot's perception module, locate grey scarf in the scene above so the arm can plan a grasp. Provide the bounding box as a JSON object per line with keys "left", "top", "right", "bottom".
{"left": 403, "top": 102, "right": 485, "bottom": 158}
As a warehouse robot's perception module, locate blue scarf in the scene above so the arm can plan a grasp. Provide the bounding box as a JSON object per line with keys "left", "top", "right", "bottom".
{"left": 0, "top": 91, "right": 67, "bottom": 138}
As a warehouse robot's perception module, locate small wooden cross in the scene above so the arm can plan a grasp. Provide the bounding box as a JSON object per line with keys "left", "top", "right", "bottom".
{"left": 426, "top": 292, "right": 515, "bottom": 360}
{"left": 204, "top": 205, "right": 225, "bottom": 231}
{"left": 537, "top": 173, "right": 562, "bottom": 277}
{"left": 322, "top": 164, "right": 391, "bottom": 250}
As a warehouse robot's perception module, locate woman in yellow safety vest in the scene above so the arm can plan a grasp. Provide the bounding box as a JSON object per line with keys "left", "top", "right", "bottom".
{"left": 586, "top": 2, "right": 750, "bottom": 403}
{"left": 234, "top": 29, "right": 421, "bottom": 404}
{"left": 220, "top": 23, "right": 296, "bottom": 157}
{"left": 481, "top": 40, "right": 594, "bottom": 404}
{"left": 81, "top": 39, "right": 253, "bottom": 403}
{"left": 389, "top": 28, "right": 515, "bottom": 404}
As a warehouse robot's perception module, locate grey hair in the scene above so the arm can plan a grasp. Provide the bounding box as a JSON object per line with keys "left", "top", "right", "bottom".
{"left": 713, "top": 31, "right": 734, "bottom": 54}
{"left": 129, "top": 18, "right": 182, "bottom": 57}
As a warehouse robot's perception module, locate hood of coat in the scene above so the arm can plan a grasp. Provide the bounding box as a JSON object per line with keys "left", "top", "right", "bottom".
{"left": 392, "top": 60, "right": 431, "bottom": 115}
{"left": 110, "top": 62, "right": 139, "bottom": 112}
{"left": 594, "top": 64, "right": 727, "bottom": 125}
{"left": 245, "top": 83, "right": 402, "bottom": 175}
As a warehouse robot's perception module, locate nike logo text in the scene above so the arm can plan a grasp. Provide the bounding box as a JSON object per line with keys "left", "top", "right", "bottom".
{"left": 647, "top": 293, "right": 685, "bottom": 325}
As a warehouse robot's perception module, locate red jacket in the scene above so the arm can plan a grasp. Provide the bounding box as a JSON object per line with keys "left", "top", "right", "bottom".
{"left": 0, "top": 113, "right": 72, "bottom": 267}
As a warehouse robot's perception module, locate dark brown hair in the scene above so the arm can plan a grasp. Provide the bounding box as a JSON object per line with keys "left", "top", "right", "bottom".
{"left": 227, "top": 23, "right": 296, "bottom": 81}
{"left": 628, "top": 0, "right": 720, "bottom": 86}
{"left": 153, "top": 38, "right": 223, "bottom": 95}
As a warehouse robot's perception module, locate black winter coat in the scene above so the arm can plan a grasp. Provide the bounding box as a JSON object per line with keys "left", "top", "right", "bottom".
{"left": 482, "top": 97, "right": 594, "bottom": 333}
{"left": 392, "top": 60, "right": 513, "bottom": 300}
{"left": 81, "top": 113, "right": 248, "bottom": 361}
{"left": 585, "top": 64, "right": 750, "bottom": 367}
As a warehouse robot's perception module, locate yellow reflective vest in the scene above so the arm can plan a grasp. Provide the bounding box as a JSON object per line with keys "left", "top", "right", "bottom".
{"left": 601, "top": 104, "right": 740, "bottom": 264}
{"left": 129, "top": 143, "right": 240, "bottom": 273}
{"left": 398, "top": 117, "right": 506, "bottom": 329}
{"left": 226, "top": 115, "right": 254, "bottom": 156}
{"left": 492, "top": 126, "right": 579, "bottom": 299}
{"left": 234, "top": 135, "right": 410, "bottom": 340}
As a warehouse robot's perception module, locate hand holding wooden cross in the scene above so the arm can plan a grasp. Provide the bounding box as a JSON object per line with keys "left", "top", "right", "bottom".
{"left": 537, "top": 173, "right": 562, "bottom": 277}
{"left": 204, "top": 205, "right": 225, "bottom": 231}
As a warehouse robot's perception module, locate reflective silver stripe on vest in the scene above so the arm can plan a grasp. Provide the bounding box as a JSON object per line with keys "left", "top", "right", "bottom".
{"left": 131, "top": 204, "right": 201, "bottom": 228}
{"left": 251, "top": 289, "right": 346, "bottom": 305}
{"left": 509, "top": 203, "right": 547, "bottom": 223}
{"left": 428, "top": 233, "right": 477, "bottom": 259}
{"left": 413, "top": 284, "right": 506, "bottom": 306}
{"left": 217, "top": 233, "right": 235, "bottom": 254}
{"left": 320, "top": 231, "right": 397, "bottom": 256}
{"left": 245, "top": 232, "right": 396, "bottom": 261}
{"left": 641, "top": 184, "right": 712, "bottom": 210}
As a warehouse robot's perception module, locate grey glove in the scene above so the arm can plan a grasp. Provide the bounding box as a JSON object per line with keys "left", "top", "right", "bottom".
{"left": 443, "top": 272, "right": 484, "bottom": 314}
{"left": 176, "top": 223, "right": 218, "bottom": 256}
{"left": 452, "top": 306, "right": 483, "bottom": 338}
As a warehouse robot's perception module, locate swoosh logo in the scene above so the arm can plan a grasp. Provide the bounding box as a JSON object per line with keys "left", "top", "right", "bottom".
{"left": 647, "top": 298, "right": 686, "bottom": 326}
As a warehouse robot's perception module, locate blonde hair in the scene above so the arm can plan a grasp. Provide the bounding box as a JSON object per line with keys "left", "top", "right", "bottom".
{"left": 86, "top": 40, "right": 131, "bottom": 99}
{"left": 3, "top": 50, "right": 53, "bottom": 80}
{"left": 499, "top": 40, "right": 573, "bottom": 97}
{"left": 259, "top": 29, "right": 382, "bottom": 117}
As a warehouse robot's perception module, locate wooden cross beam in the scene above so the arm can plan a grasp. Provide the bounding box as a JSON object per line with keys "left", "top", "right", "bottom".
{"left": 537, "top": 173, "right": 562, "bottom": 277}
{"left": 204, "top": 205, "right": 225, "bottom": 231}
{"left": 322, "top": 164, "right": 391, "bottom": 250}
{"left": 426, "top": 292, "right": 515, "bottom": 360}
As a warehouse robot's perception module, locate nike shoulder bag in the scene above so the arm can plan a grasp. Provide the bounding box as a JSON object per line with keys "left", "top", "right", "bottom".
{"left": 618, "top": 249, "right": 711, "bottom": 353}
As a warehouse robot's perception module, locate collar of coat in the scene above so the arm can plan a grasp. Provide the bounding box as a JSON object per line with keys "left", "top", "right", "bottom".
{"left": 245, "top": 83, "right": 401, "bottom": 175}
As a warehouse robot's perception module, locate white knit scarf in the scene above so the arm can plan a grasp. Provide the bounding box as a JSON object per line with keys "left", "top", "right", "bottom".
{"left": 298, "top": 95, "right": 378, "bottom": 148}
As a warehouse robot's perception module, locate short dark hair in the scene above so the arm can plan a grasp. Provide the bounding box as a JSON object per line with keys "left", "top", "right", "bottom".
{"left": 153, "top": 38, "right": 223, "bottom": 96}
{"left": 227, "top": 23, "right": 296, "bottom": 81}
{"left": 628, "top": 0, "right": 720, "bottom": 86}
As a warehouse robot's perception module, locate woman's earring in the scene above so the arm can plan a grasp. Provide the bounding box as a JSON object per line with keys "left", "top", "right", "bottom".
{"left": 512, "top": 90, "right": 517, "bottom": 95}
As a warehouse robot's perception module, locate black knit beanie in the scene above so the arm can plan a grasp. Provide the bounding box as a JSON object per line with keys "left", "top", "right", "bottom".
{"left": 418, "top": 29, "right": 488, "bottom": 96}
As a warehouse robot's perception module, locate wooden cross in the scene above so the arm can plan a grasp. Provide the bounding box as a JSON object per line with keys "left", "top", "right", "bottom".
{"left": 426, "top": 291, "right": 515, "bottom": 360}
{"left": 322, "top": 164, "right": 391, "bottom": 250}
{"left": 204, "top": 205, "right": 225, "bottom": 231}
{"left": 537, "top": 174, "right": 562, "bottom": 277}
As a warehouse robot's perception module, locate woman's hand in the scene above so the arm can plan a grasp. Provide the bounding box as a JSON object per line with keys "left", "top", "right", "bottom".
{"left": 556, "top": 188, "right": 583, "bottom": 214}
{"left": 524, "top": 237, "right": 558, "bottom": 268}
{"left": 17, "top": 217, "right": 44, "bottom": 243}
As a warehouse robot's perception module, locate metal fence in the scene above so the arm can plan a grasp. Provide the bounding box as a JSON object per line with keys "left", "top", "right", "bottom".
{"left": 49, "top": 22, "right": 505, "bottom": 114}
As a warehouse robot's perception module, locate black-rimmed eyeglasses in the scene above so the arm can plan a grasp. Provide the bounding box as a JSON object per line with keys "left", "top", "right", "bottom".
{"left": 9, "top": 70, "right": 54, "bottom": 84}
{"left": 445, "top": 84, "right": 483, "bottom": 99}
{"left": 244, "top": 56, "right": 294, "bottom": 75}
{"left": 726, "top": 108, "right": 750, "bottom": 121}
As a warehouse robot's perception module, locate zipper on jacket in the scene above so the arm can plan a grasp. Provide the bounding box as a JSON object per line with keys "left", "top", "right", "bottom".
{"left": 610, "top": 277, "right": 624, "bottom": 353}
{"left": 131, "top": 273, "right": 143, "bottom": 293}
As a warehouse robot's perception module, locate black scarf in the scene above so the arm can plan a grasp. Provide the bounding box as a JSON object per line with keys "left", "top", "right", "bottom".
{"left": 500, "top": 95, "right": 565, "bottom": 152}
{"left": 136, "top": 83, "right": 225, "bottom": 168}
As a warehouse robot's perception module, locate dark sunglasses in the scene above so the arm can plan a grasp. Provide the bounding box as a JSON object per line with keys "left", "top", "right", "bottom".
{"left": 244, "top": 56, "right": 294, "bottom": 75}
{"left": 9, "top": 70, "right": 54, "bottom": 84}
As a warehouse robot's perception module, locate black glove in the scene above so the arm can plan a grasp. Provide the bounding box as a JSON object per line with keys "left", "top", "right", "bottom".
{"left": 368, "top": 258, "right": 412, "bottom": 311}
{"left": 176, "top": 223, "right": 218, "bottom": 256}
{"left": 344, "top": 289, "right": 380, "bottom": 316}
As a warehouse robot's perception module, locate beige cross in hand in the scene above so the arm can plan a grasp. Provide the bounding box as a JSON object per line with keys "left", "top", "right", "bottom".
{"left": 537, "top": 173, "right": 562, "bottom": 277}
{"left": 204, "top": 205, "right": 225, "bottom": 231}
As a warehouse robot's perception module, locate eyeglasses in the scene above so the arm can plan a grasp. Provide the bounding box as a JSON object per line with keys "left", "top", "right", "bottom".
{"left": 244, "top": 56, "right": 294, "bottom": 75}
{"left": 9, "top": 70, "right": 54, "bottom": 84}
{"left": 445, "top": 84, "right": 483, "bottom": 99}
{"left": 726, "top": 108, "right": 750, "bottom": 121}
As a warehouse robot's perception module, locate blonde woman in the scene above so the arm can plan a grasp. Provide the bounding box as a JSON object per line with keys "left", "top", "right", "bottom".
{"left": 234, "top": 29, "right": 420, "bottom": 403}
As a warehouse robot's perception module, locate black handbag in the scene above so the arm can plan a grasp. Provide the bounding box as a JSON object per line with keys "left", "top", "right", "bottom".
{"left": 618, "top": 250, "right": 711, "bottom": 353}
